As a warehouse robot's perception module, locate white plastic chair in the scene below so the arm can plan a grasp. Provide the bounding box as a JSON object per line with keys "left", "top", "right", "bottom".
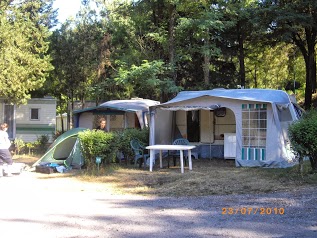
{"left": 169, "top": 138, "right": 199, "bottom": 167}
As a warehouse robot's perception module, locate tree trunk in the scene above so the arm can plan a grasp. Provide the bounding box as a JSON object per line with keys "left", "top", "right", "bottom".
{"left": 294, "top": 28, "right": 317, "bottom": 109}
{"left": 168, "top": 3, "right": 176, "bottom": 82}
{"left": 298, "top": 156, "right": 304, "bottom": 175}
{"left": 67, "top": 101, "right": 71, "bottom": 131}
{"left": 203, "top": 38, "right": 210, "bottom": 85}
{"left": 81, "top": 97, "right": 85, "bottom": 110}
{"left": 309, "top": 157, "right": 317, "bottom": 172}
{"left": 304, "top": 61, "right": 312, "bottom": 109}
{"left": 60, "top": 113, "right": 65, "bottom": 133}
{"left": 237, "top": 21, "right": 246, "bottom": 88}
{"left": 67, "top": 89, "right": 74, "bottom": 130}
{"left": 203, "top": 54, "right": 210, "bottom": 85}
{"left": 254, "top": 64, "right": 257, "bottom": 88}
{"left": 58, "top": 95, "right": 65, "bottom": 133}
{"left": 97, "top": 33, "right": 111, "bottom": 81}
{"left": 303, "top": 46, "right": 315, "bottom": 109}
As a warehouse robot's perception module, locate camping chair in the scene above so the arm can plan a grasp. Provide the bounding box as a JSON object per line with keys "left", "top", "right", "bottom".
{"left": 130, "top": 139, "right": 149, "bottom": 169}
{"left": 169, "top": 138, "right": 199, "bottom": 167}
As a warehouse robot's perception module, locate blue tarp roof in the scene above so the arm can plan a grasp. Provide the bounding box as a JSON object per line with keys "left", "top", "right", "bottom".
{"left": 73, "top": 99, "right": 160, "bottom": 114}
{"left": 157, "top": 89, "right": 292, "bottom": 109}
{"left": 99, "top": 99, "right": 160, "bottom": 112}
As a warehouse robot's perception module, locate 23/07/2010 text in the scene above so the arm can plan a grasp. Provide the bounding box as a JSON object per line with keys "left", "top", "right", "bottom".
{"left": 222, "top": 207, "right": 285, "bottom": 215}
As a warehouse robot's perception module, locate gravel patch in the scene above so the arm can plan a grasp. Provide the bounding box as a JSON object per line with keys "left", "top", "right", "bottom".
{"left": 0, "top": 171, "right": 316, "bottom": 238}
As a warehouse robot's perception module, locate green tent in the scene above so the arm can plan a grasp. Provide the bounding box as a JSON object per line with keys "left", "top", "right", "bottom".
{"left": 32, "top": 128, "right": 87, "bottom": 169}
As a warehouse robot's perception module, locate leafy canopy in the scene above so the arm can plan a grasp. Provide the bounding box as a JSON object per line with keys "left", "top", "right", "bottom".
{"left": 0, "top": 0, "right": 53, "bottom": 104}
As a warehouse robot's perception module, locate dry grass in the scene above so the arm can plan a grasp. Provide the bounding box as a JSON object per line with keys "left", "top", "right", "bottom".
{"left": 13, "top": 155, "right": 317, "bottom": 197}
{"left": 13, "top": 154, "right": 40, "bottom": 166}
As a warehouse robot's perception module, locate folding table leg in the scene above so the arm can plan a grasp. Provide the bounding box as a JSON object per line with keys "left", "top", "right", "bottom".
{"left": 188, "top": 150, "right": 192, "bottom": 170}
{"left": 149, "top": 150, "right": 154, "bottom": 172}
{"left": 180, "top": 150, "right": 184, "bottom": 173}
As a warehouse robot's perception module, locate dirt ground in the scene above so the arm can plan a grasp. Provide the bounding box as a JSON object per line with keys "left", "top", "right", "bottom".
{"left": 12, "top": 155, "right": 317, "bottom": 197}
{"left": 1, "top": 163, "right": 317, "bottom": 238}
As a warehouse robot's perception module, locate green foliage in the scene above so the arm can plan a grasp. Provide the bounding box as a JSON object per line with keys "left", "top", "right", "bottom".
{"left": 34, "top": 134, "right": 50, "bottom": 153}
{"left": 78, "top": 130, "right": 119, "bottom": 170}
{"left": 26, "top": 142, "right": 35, "bottom": 155}
{"left": 258, "top": 0, "right": 317, "bottom": 108}
{"left": 48, "top": 10, "right": 105, "bottom": 119}
{"left": 115, "top": 128, "right": 149, "bottom": 160}
{"left": 245, "top": 43, "right": 294, "bottom": 89}
{"left": 77, "top": 128, "right": 148, "bottom": 173}
{"left": 44, "top": 0, "right": 313, "bottom": 111}
{"left": 289, "top": 110, "right": 317, "bottom": 171}
{"left": 115, "top": 60, "right": 181, "bottom": 99}
{"left": 14, "top": 139, "right": 25, "bottom": 155}
{"left": 0, "top": 0, "right": 53, "bottom": 104}
{"left": 12, "top": 135, "right": 49, "bottom": 156}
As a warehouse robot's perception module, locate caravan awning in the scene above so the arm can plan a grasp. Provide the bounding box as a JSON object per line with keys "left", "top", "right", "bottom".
{"left": 99, "top": 99, "right": 160, "bottom": 112}
{"left": 155, "top": 89, "right": 292, "bottom": 110}
{"left": 73, "top": 99, "right": 160, "bottom": 115}
{"left": 160, "top": 104, "right": 221, "bottom": 111}
{"left": 73, "top": 98, "right": 161, "bottom": 129}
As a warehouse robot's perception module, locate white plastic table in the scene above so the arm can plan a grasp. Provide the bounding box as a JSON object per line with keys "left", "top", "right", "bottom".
{"left": 145, "top": 144, "right": 196, "bottom": 173}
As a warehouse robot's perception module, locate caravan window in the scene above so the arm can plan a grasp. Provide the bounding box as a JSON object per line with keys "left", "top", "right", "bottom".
{"left": 30, "top": 108, "right": 40, "bottom": 120}
{"left": 241, "top": 103, "right": 267, "bottom": 161}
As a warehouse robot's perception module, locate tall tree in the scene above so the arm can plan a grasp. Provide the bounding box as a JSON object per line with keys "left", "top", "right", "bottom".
{"left": 49, "top": 4, "right": 104, "bottom": 128}
{"left": 258, "top": 0, "right": 317, "bottom": 109}
{"left": 175, "top": 1, "right": 229, "bottom": 87}
{"left": 245, "top": 43, "right": 292, "bottom": 89}
{"left": 212, "top": 0, "right": 259, "bottom": 88}
{"left": 22, "top": 0, "right": 58, "bottom": 29}
{"left": 0, "top": 0, "right": 53, "bottom": 104}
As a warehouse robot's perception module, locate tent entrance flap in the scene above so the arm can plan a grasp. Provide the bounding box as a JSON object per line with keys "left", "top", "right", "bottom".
{"left": 65, "top": 138, "right": 84, "bottom": 168}
{"left": 53, "top": 137, "right": 77, "bottom": 160}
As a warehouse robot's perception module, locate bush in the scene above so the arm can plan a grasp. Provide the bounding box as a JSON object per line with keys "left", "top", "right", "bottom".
{"left": 288, "top": 109, "right": 317, "bottom": 172}
{"left": 26, "top": 142, "right": 35, "bottom": 155}
{"left": 14, "top": 138, "right": 25, "bottom": 155}
{"left": 78, "top": 130, "right": 119, "bottom": 171}
{"left": 115, "top": 128, "right": 149, "bottom": 161}
{"left": 34, "top": 134, "right": 50, "bottom": 154}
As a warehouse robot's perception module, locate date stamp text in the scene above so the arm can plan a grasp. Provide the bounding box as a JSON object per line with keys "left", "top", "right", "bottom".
{"left": 222, "top": 207, "right": 284, "bottom": 215}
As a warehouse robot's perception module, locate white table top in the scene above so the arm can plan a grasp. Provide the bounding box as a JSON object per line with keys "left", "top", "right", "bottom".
{"left": 146, "top": 144, "right": 196, "bottom": 150}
